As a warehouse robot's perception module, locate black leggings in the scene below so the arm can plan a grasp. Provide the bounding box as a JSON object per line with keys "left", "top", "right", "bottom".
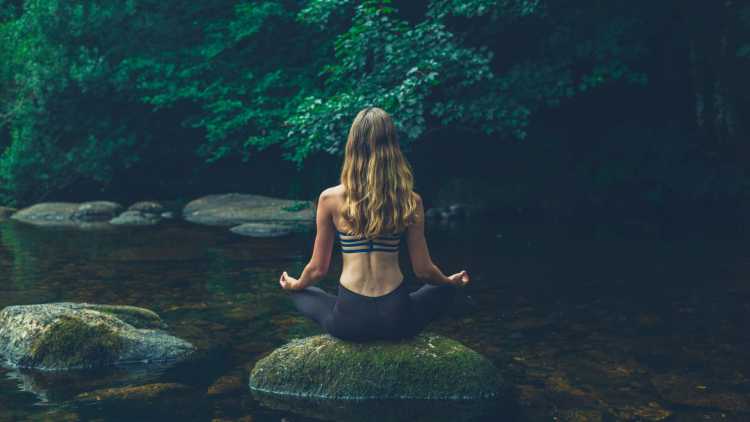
{"left": 288, "top": 280, "right": 458, "bottom": 342}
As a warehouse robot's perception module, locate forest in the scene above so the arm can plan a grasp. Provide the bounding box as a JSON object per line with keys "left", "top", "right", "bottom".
{"left": 1, "top": 0, "right": 748, "bottom": 232}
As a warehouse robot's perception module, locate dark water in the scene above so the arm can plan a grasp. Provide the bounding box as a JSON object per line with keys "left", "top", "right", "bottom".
{"left": 0, "top": 217, "right": 748, "bottom": 421}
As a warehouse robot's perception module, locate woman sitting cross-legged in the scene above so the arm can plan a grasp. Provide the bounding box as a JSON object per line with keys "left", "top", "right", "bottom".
{"left": 279, "top": 106, "right": 471, "bottom": 342}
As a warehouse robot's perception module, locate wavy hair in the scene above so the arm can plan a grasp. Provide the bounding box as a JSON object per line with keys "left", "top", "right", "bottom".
{"left": 339, "top": 107, "right": 418, "bottom": 238}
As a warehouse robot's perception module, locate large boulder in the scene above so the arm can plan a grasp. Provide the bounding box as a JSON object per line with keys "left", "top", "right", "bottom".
{"left": 11, "top": 201, "right": 122, "bottom": 227}
{"left": 0, "top": 303, "right": 195, "bottom": 370}
{"left": 248, "top": 332, "right": 501, "bottom": 400}
{"left": 183, "top": 193, "right": 314, "bottom": 229}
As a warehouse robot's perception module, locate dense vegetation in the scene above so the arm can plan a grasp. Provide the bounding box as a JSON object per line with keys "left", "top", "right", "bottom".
{"left": 0, "top": 0, "right": 748, "bottom": 229}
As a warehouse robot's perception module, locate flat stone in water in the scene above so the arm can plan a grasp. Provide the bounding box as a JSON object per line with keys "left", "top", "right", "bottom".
{"left": 229, "top": 222, "right": 294, "bottom": 237}
{"left": 0, "top": 303, "right": 195, "bottom": 370}
{"left": 127, "top": 201, "right": 165, "bottom": 214}
{"left": 11, "top": 201, "right": 122, "bottom": 227}
{"left": 110, "top": 210, "right": 161, "bottom": 226}
{"left": 248, "top": 332, "right": 502, "bottom": 400}
{"left": 182, "top": 193, "right": 314, "bottom": 227}
{"left": 70, "top": 201, "right": 122, "bottom": 222}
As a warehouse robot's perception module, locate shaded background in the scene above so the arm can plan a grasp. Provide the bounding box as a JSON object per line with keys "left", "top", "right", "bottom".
{"left": 0, "top": 0, "right": 747, "bottom": 237}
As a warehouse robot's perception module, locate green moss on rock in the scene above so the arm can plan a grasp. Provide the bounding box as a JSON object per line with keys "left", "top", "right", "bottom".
{"left": 26, "top": 316, "right": 124, "bottom": 369}
{"left": 86, "top": 305, "right": 164, "bottom": 329}
{"left": 249, "top": 332, "right": 501, "bottom": 400}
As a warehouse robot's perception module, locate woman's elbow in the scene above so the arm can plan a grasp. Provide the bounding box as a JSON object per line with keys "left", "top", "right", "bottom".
{"left": 413, "top": 264, "right": 433, "bottom": 279}
{"left": 307, "top": 263, "right": 328, "bottom": 281}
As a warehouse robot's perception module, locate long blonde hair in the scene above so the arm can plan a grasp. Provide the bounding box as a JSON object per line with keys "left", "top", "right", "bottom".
{"left": 339, "top": 107, "right": 418, "bottom": 238}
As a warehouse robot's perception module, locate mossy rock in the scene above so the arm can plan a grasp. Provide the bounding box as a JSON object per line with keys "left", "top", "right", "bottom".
{"left": 249, "top": 332, "right": 501, "bottom": 400}
{"left": 0, "top": 303, "right": 194, "bottom": 370}
{"left": 84, "top": 304, "right": 164, "bottom": 329}
{"left": 24, "top": 316, "right": 125, "bottom": 369}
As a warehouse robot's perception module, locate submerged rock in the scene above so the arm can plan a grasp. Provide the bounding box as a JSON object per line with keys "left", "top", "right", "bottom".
{"left": 110, "top": 210, "right": 162, "bottom": 226}
{"left": 229, "top": 222, "right": 296, "bottom": 237}
{"left": 73, "top": 383, "right": 206, "bottom": 419}
{"left": 651, "top": 373, "right": 750, "bottom": 412}
{"left": 75, "top": 383, "right": 190, "bottom": 406}
{"left": 0, "top": 303, "right": 194, "bottom": 370}
{"left": 207, "top": 373, "right": 245, "bottom": 397}
{"left": 11, "top": 201, "right": 122, "bottom": 227}
{"left": 248, "top": 332, "right": 501, "bottom": 400}
{"left": 183, "top": 193, "right": 314, "bottom": 228}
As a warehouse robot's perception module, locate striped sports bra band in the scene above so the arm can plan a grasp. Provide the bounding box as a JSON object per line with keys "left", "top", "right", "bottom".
{"left": 336, "top": 230, "right": 402, "bottom": 254}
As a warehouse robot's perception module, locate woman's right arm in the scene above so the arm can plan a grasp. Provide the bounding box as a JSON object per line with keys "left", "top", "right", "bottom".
{"left": 406, "top": 193, "right": 469, "bottom": 286}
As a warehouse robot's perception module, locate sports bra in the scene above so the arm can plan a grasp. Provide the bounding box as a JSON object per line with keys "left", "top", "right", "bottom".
{"left": 336, "top": 230, "right": 403, "bottom": 254}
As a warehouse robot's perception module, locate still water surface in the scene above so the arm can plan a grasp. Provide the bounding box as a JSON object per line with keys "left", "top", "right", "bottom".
{"left": 0, "top": 217, "right": 747, "bottom": 421}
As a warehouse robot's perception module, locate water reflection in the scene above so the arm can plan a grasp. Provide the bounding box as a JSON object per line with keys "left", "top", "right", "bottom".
{"left": 251, "top": 391, "right": 505, "bottom": 422}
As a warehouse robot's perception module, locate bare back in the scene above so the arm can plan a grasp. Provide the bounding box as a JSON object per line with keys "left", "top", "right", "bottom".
{"left": 327, "top": 185, "right": 405, "bottom": 297}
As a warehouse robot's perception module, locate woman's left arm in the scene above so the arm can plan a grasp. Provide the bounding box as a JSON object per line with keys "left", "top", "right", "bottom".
{"left": 280, "top": 190, "right": 335, "bottom": 290}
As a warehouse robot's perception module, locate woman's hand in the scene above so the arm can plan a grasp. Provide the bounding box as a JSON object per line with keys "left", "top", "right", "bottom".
{"left": 447, "top": 270, "right": 470, "bottom": 287}
{"left": 279, "top": 271, "right": 305, "bottom": 291}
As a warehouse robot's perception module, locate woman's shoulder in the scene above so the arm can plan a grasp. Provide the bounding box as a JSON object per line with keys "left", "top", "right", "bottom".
{"left": 318, "top": 185, "right": 345, "bottom": 206}
{"left": 320, "top": 184, "right": 344, "bottom": 198}
{"left": 319, "top": 185, "right": 419, "bottom": 204}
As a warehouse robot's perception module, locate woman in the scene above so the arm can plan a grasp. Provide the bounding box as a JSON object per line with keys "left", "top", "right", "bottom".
{"left": 279, "top": 106, "right": 471, "bottom": 342}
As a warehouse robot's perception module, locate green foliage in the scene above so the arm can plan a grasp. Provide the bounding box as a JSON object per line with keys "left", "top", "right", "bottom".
{"left": 2, "top": 0, "right": 731, "bottom": 206}
{"left": 281, "top": 201, "right": 311, "bottom": 212}
{"left": 0, "top": 0, "right": 141, "bottom": 205}
{"left": 112, "top": 0, "right": 651, "bottom": 166}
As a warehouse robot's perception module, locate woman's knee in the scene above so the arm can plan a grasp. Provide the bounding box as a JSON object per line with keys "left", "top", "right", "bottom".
{"left": 411, "top": 283, "right": 457, "bottom": 303}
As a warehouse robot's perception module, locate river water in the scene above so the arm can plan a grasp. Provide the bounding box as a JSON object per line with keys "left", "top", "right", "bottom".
{"left": 0, "top": 216, "right": 747, "bottom": 421}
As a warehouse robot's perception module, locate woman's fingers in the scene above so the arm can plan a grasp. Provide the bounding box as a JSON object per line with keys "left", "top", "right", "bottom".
{"left": 454, "top": 270, "right": 469, "bottom": 286}
{"left": 280, "top": 272, "right": 289, "bottom": 289}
